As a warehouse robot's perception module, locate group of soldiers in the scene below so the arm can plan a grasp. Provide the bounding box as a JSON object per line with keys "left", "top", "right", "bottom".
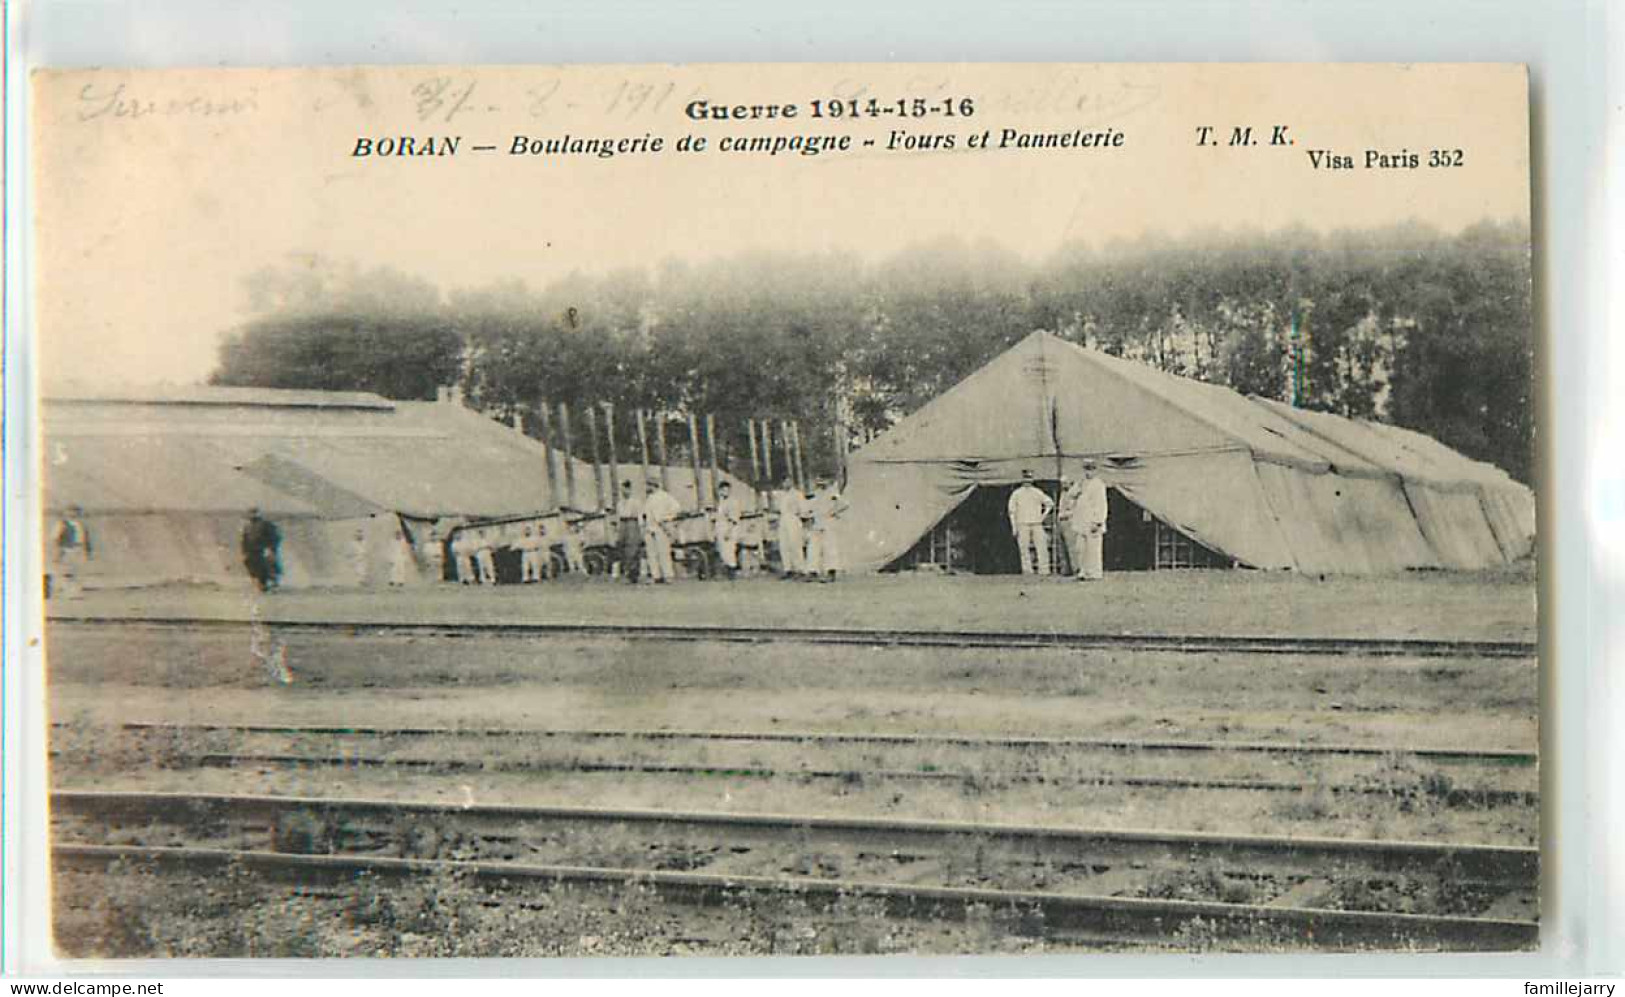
{"left": 53, "top": 466, "right": 1102, "bottom": 595}
{"left": 1006, "top": 461, "right": 1110, "bottom": 580}
{"left": 446, "top": 520, "right": 585, "bottom": 586}
{"left": 616, "top": 474, "right": 848, "bottom": 584}
{"left": 769, "top": 475, "right": 848, "bottom": 581}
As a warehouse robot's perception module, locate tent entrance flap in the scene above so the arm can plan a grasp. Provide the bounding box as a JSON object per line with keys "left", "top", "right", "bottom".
{"left": 1105, "top": 488, "right": 1233, "bottom": 570}
{"left": 885, "top": 483, "right": 1235, "bottom": 574}
{"left": 885, "top": 483, "right": 1050, "bottom": 574}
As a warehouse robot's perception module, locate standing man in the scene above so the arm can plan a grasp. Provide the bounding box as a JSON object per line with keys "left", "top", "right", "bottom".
{"left": 517, "top": 525, "right": 544, "bottom": 583}
{"left": 1007, "top": 470, "right": 1055, "bottom": 576}
{"left": 713, "top": 480, "right": 746, "bottom": 579}
{"left": 616, "top": 479, "right": 645, "bottom": 583}
{"left": 1058, "top": 475, "right": 1080, "bottom": 575}
{"left": 52, "top": 505, "right": 92, "bottom": 599}
{"left": 641, "top": 478, "right": 682, "bottom": 583}
{"left": 775, "top": 476, "right": 807, "bottom": 579}
{"left": 803, "top": 477, "right": 848, "bottom": 582}
{"left": 241, "top": 508, "right": 282, "bottom": 592}
{"left": 473, "top": 527, "right": 499, "bottom": 585}
{"left": 1067, "top": 459, "right": 1110, "bottom": 581}
{"left": 557, "top": 521, "right": 588, "bottom": 576}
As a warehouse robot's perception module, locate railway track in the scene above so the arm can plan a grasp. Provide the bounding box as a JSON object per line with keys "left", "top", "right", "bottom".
{"left": 71, "top": 749, "right": 1535, "bottom": 806}
{"left": 54, "top": 790, "right": 1539, "bottom": 951}
{"left": 50, "top": 615, "right": 1539, "bottom": 659}
{"left": 61, "top": 721, "right": 1538, "bottom": 806}
{"left": 91, "top": 721, "right": 1541, "bottom": 765}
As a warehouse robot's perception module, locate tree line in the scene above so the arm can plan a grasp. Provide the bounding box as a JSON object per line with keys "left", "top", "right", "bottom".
{"left": 210, "top": 220, "right": 1535, "bottom": 485}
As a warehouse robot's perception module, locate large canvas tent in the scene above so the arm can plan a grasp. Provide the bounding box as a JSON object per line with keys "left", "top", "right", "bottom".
{"left": 833, "top": 331, "right": 1535, "bottom": 575}
{"left": 43, "top": 386, "right": 744, "bottom": 589}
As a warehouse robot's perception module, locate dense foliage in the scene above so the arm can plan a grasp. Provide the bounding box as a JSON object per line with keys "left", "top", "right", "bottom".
{"left": 211, "top": 222, "right": 1534, "bottom": 484}
{"left": 212, "top": 262, "right": 464, "bottom": 402}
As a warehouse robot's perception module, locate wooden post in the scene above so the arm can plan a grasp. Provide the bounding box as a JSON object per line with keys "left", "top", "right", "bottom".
{"left": 604, "top": 403, "right": 621, "bottom": 516}
{"left": 780, "top": 420, "right": 797, "bottom": 491}
{"left": 790, "top": 421, "right": 808, "bottom": 491}
{"left": 836, "top": 417, "right": 850, "bottom": 488}
{"left": 685, "top": 412, "right": 705, "bottom": 511}
{"left": 538, "top": 400, "right": 561, "bottom": 511}
{"left": 747, "top": 419, "right": 764, "bottom": 511}
{"left": 654, "top": 411, "right": 672, "bottom": 494}
{"left": 705, "top": 412, "right": 723, "bottom": 509}
{"left": 559, "top": 401, "right": 578, "bottom": 510}
{"left": 636, "top": 408, "right": 652, "bottom": 491}
{"left": 585, "top": 404, "right": 606, "bottom": 513}
{"left": 761, "top": 420, "right": 776, "bottom": 488}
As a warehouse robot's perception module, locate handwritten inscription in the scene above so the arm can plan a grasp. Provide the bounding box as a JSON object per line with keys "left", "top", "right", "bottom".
{"left": 413, "top": 77, "right": 478, "bottom": 124}
{"left": 77, "top": 83, "right": 258, "bottom": 123}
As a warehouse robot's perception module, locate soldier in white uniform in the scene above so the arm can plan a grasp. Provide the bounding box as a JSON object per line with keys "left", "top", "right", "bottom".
{"left": 473, "top": 527, "right": 499, "bottom": 585}
{"left": 1066, "top": 460, "right": 1110, "bottom": 581}
{"left": 1007, "top": 469, "right": 1055, "bottom": 576}
{"left": 803, "top": 478, "right": 848, "bottom": 582}
{"left": 775, "top": 477, "right": 807, "bottom": 579}
{"left": 713, "top": 480, "right": 746, "bottom": 579}
{"left": 641, "top": 479, "right": 682, "bottom": 583}
{"left": 517, "top": 524, "right": 544, "bottom": 583}
{"left": 558, "top": 521, "right": 588, "bottom": 575}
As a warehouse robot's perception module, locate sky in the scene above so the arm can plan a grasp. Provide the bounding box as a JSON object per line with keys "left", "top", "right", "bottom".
{"left": 31, "top": 63, "right": 1531, "bottom": 388}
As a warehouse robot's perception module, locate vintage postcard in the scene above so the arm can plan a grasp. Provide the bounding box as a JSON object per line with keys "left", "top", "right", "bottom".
{"left": 32, "top": 63, "right": 1536, "bottom": 958}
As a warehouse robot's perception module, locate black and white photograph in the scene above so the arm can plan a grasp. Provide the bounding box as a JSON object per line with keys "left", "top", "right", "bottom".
{"left": 31, "top": 62, "right": 1537, "bottom": 958}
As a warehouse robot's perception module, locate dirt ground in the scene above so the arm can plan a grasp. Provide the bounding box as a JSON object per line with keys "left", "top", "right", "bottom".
{"left": 48, "top": 622, "right": 1538, "bottom": 845}
{"left": 46, "top": 568, "right": 1541, "bottom": 956}
{"left": 48, "top": 629, "right": 1538, "bottom": 750}
{"left": 47, "top": 563, "right": 1538, "bottom": 642}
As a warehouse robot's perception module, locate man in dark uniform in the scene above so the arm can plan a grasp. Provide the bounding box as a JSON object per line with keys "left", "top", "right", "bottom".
{"left": 53, "top": 505, "right": 92, "bottom": 599}
{"left": 241, "top": 508, "right": 283, "bottom": 592}
{"left": 616, "top": 479, "right": 645, "bottom": 583}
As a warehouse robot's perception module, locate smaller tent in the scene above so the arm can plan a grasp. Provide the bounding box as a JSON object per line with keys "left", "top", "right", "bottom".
{"left": 44, "top": 386, "right": 759, "bottom": 589}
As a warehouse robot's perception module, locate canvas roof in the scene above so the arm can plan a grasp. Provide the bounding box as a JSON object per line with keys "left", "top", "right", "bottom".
{"left": 855, "top": 331, "right": 1516, "bottom": 486}
{"left": 46, "top": 384, "right": 395, "bottom": 410}
{"left": 46, "top": 388, "right": 747, "bottom": 521}
{"left": 855, "top": 332, "right": 1391, "bottom": 475}
{"left": 1248, "top": 397, "right": 1519, "bottom": 490}
{"left": 43, "top": 436, "right": 320, "bottom": 516}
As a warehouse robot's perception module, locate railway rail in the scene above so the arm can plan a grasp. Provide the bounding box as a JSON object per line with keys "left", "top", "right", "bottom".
{"left": 51, "top": 615, "right": 1538, "bottom": 659}
{"left": 54, "top": 790, "right": 1539, "bottom": 951}
{"left": 90, "top": 721, "right": 1541, "bottom": 765}
{"left": 52, "top": 789, "right": 1538, "bottom": 884}
{"left": 61, "top": 722, "right": 1538, "bottom": 806}
{"left": 66, "top": 748, "right": 1536, "bottom": 806}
